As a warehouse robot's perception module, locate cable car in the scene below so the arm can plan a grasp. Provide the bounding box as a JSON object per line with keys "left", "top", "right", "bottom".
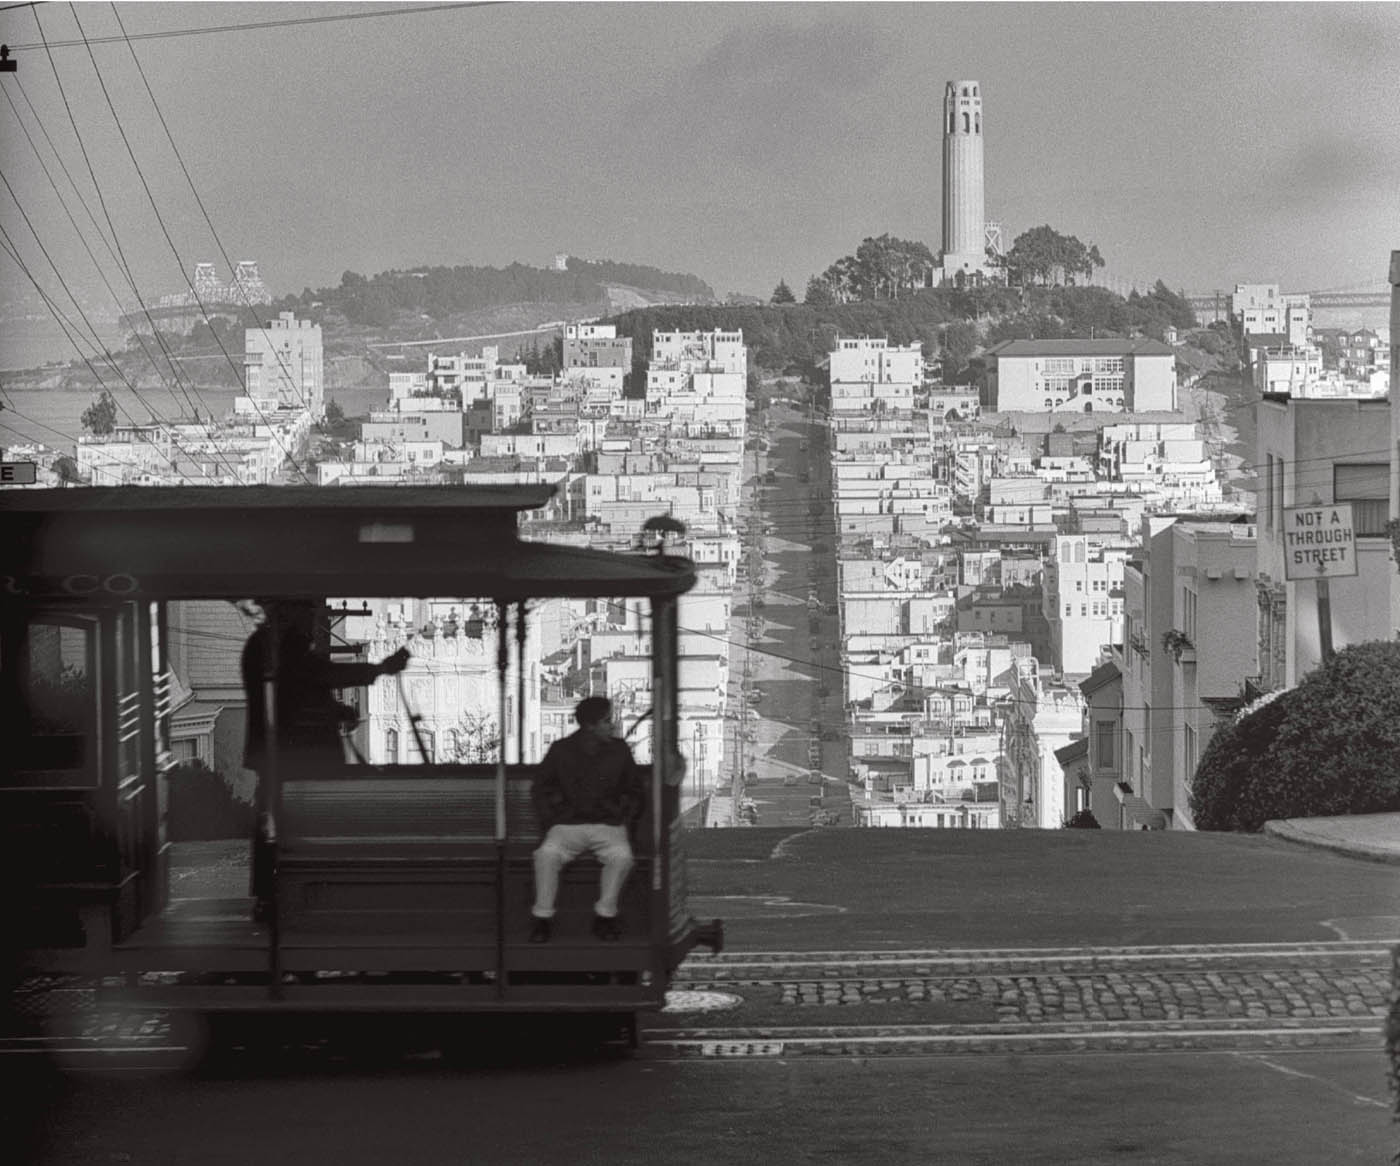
{"left": 1, "top": 485, "right": 721, "bottom": 1049}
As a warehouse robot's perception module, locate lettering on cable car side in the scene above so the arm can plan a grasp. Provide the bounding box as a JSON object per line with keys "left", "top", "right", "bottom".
{"left": 61, "top": 574, "right": 140, "bottom": 595}
{"left": 0, "top": 574, "right": 143, "bottom": 597}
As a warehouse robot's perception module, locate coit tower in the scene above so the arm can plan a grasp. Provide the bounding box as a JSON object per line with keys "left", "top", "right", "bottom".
{"left": 941, "top": 80, "right": 986, "bottom": 277}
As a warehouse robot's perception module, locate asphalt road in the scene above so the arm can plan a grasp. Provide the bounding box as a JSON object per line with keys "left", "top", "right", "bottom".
{"left": 9, "top": 1042, "right": 1391, "bottom": 1165}
{"left": 736, "top": 400, "right": 853, "bottom": 828}
{"left": 682, "top": 825, "right": 1400, "bottom": 949}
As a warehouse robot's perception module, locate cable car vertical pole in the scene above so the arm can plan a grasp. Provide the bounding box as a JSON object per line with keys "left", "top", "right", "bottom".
{"left": 495, "top": 601, "right": 509, "bottom": 999}
{"left": 263, "top": 615, "right": 282, "bottom": 999}
{"left": 650, "top": 595, "right": 674, "bottom": 982}
{"left": 515, "top": 603, "right": 527, "bottom": 766}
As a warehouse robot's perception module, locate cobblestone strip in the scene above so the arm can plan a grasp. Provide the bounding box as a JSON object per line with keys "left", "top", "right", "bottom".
{"left": 678, "top": 965, "right": 1391, "bottom": 1024}
{"left": 682, "top": 944, "right": 1390, "bottom": 981}
{"left": 682, "top": 941, "right": 1386, "bottom": 966}
{"left": 651, "top": 1025, "right": 1381, "bottom": 1059}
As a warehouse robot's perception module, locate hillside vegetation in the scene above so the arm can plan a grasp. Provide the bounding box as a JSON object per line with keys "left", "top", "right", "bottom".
{"left": 606, "top": 281, "right": 1203, "bottom": 379}
{"left": 272, "top": 258, "right": 714, "bottom": 328}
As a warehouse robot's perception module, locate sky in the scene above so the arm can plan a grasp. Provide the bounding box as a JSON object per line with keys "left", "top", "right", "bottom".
{"left": 1, "top": 0, "right": 1398, "bottom": 319}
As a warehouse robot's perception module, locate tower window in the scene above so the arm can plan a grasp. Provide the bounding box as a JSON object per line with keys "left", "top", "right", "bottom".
{"left": 975, "top": 114, "right": 980, "bottom": 133}
{"left": 962, "top": 112, "right": 970, "bottom": 132}
{"left": 962, "top": 87, "right": 969, "bottom": 97}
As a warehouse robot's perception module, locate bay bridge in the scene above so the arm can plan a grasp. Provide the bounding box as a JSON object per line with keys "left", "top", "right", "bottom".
{"left": 1082, "top": 272, "right": 1390, "bottom": 324}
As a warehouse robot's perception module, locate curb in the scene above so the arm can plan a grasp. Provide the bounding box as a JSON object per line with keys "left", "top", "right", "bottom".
{"left": 1263, "top": 820, "right": 1400, "bottom": 866}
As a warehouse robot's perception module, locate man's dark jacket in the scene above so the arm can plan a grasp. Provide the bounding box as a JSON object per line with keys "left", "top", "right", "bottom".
{"left": 532, "top": 729, "right": 647, "bottom": 831}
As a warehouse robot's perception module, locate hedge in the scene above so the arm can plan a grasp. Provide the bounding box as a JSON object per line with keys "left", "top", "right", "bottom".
{"left": 167, "top": 760, "right": 254, "bottom": 842}
{"left": 1190, "top": 641, "right": 1400, "bottom": 831}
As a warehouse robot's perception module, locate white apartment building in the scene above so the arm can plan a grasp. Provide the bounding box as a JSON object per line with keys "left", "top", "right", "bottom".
{"left": 1232, "top": 283, "right": 1310, "bottom": 345}
{"left": 244, "top": 312, "right": 324, "bottom": 420}
{"left": 1043, "top": 534, "right": 1126, "bottom": 677}
{"left": 988, "top": 339, "right": 1177, "bottom": 413}
{"left": 1000, "top": 656, "right": 1085, "bottom": 828}
{"left": 651, "top": 329, "right": 746, "bottom": 376}
{"left": 1253, "top": 345, "right": 1323, "bottom": 395}
{"left": 830, "top": 337, "right": 921, "bottom": 416}
{"left": 830, "top": 336, "right": 922, "bottom": 386}
{"left": 389, "top": 370, "right": 429, "bottom": 403}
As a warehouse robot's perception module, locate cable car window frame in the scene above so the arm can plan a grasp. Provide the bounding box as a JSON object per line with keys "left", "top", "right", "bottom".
{"left": 4, "top": 610, "right": 102, "bottom": 790}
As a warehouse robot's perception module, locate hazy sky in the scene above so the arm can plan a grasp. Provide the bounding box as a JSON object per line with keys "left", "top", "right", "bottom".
{"left": 2, "top": 1, "right": 1397, "bottom": 310}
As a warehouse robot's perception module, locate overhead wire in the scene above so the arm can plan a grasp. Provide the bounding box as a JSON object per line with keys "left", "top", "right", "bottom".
{"left": 65, "top": 2, "right": 313, "bottom": 483}
{"left": 63, "top": 3, "right": 257, "bottom": 479}
{"left": 29, "top": 3, "right": 226, "bottom": 468}
{"left": 6, "top": 3, "right": 506, "bottom": 52}
{"left": 0, "top": 219, "right": 216, "bottom": 482}
{"left": 3, "top": 75, "right": 210, "bottom": 424}
{"left": 108, "top": 2, "right": 313, "bottom": 420}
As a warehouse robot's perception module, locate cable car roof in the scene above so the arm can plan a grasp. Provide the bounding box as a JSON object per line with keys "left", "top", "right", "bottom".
{"left": 0, "top": 485, "right": 697, "bottom": 601}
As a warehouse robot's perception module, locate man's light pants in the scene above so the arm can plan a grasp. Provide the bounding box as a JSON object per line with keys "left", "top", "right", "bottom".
{"left": 532, "top": 823, "right": 634, "bottom": 919}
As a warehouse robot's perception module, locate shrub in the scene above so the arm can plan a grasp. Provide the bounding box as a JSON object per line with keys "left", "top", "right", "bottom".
{"left": 1065, "top": 808, "right": 1101, "bottom": 829}
{"left": 167, "top": 760, "right": 254, "bottom": 842}
{"left": 1190, "top": 641, "right": 1400, "bottom": 831}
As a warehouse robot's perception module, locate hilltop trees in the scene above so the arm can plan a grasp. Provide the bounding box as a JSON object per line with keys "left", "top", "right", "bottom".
{"left": 1005, "top": 225, "right": 1105, "bottom": 287}
{"left": 770, "top": 279, "right": 796, "bottom": 304}
{"left": 811, "top": 235, "right": 939, "bottom": 303}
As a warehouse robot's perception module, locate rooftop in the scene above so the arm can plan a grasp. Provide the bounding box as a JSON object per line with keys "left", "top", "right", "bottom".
{"left": 987, "top": 338, "right": 1175, "bottom": 358}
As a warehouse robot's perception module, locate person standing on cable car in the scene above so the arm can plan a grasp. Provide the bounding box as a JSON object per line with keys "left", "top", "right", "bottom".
{"left": 240, "top": 599, "right": 410, "bottom": 921}
{"left": 529, "top": 696, "right": 648, "bottom": 943}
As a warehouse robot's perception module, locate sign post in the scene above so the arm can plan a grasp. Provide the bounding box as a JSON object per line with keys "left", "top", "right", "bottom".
{"left": 1282, "top": 503, "right": 1357, "bottom": 664}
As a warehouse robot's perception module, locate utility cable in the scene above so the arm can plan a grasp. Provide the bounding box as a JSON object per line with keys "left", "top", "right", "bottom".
{"left": 111, "top": 2, "right": 311, "bottom": 416}
{"left": 0, "top": 222, "right": 212, "bottom": 481}
{"left": 30, "top": 4, "right": 221, "bottom": 463}
{"left": 3, "top": 79, "right": 190, "bottom": 414}
{"left": 7, "top": 3, "right": 505, "bottom": 52}
{"left": 65, "top": 3, "right": 259, "bottom": 479}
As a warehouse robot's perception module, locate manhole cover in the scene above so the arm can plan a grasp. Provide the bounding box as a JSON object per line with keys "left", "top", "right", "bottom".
{"left": 663, "top": 990, "right": 744, "bottom": 1014}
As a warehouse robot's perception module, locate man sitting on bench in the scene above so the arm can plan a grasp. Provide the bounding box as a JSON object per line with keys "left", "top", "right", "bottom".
{"left": 529, "top": 696, "right": 646, "bottom": 943}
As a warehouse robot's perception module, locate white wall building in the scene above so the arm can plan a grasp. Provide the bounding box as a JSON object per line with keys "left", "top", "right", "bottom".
{"left": 244, "top": 312, "right": 324, "bottom": 420}
{"left": 989, "top": 339, "right": 1177, "bottom": 413}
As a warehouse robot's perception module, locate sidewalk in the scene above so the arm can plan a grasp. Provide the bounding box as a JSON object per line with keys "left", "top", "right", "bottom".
{"left": 1263, "top": 811, "right": 1400, "bottom": 865}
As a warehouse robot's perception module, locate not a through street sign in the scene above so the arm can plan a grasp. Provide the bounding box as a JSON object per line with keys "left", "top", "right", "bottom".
{"left": 1282, "top": 502, "right": 1357, "bottom": 580}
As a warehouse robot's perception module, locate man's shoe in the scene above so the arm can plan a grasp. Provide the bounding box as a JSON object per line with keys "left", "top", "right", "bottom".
{"left": 529, "top": 917, "right": 552, "bottom": 943}
{"left": 591, "top": 914, "right": 623, "bottom": 942}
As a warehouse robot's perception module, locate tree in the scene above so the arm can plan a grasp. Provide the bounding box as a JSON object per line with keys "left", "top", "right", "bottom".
{"left": 1005, "top": 225, "right": 1105, "bottom": 287}
{"left": 803, "top": 276, "right": 835, "bottom": 307}
{"left": 52, "top": 455, "right": 81, "bottom": 486}
{"left": 770, "top": 279, "right": 796, "bottom": 304}
{"left": 444, "top": 710, "right": 501, "bottom": 764}
{"left": 940, "top": 320, "right": 979, "bottom": 374}
{"left": 80, "top": 389, "right": 117, "bottom": 436}
{"left": 1190, "top": 641, "right": 1400, "bottom": 831}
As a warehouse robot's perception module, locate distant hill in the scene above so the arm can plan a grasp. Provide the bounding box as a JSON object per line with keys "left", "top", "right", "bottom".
{"left": 272, "top": 258, "right": 714, "bottom": 329}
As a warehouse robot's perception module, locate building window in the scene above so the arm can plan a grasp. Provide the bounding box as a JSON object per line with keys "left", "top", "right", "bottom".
{"left": 1183, "top": 723, "right": 1198, "bottom": 787}
{"left": 1095, "top": 720, "right": 1116, "bottom": 770}
{"left": 1264, "top": 454, "right": 1274, "bottom": 530}
{"left": 386, "top": 728, "right": 399, "bottom": 764}
{"left": 1182, "top": 586, "right": 1197, "bottom": 642}
{"left": 1333, "top": 463, "right": 1389, "bottom": 536}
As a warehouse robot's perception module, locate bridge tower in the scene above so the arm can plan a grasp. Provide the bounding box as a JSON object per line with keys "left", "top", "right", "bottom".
{"left": 941, "top": 81, "right": 988, "bottom": 281}
{"left": 233, "top": 260, "right": 271, "bottom": 305}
